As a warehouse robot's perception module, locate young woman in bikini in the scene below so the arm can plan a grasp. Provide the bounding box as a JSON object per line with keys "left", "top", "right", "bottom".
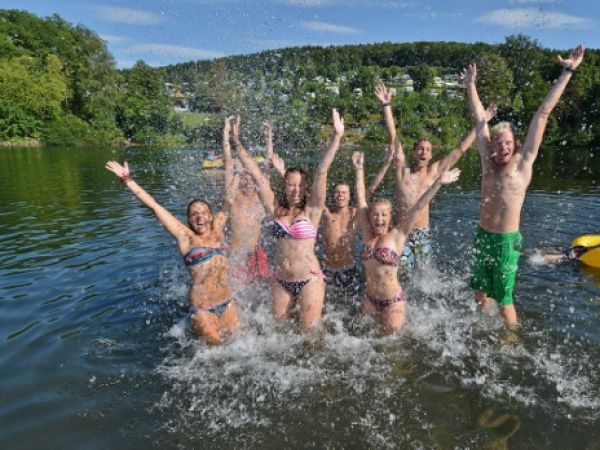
{"left": 234, "top": 110, "right": 343, "bottom": 329}
{"left": 352, "top": 149, "right": 459, "bottom": 333}
{"left": 105, "top": 119, "right": 240, "bottom": 344}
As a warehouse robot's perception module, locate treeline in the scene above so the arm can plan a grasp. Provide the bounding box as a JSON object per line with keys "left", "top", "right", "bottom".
{"left": 0, "top": 9, "right": 181, "bottom": 146}
{"left": 2, "top": 9, "right": 599, "bottom": 149}
{"left": 163, "top": 37, "right": 600, "bottom": 148}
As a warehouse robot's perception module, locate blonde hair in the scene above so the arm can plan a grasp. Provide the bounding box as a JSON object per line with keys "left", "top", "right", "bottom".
{"left": 491, "top": 121, "right": 515, "bottom": 138}
{"left": 369, "top": 198, "right": 393, "bottom": 213}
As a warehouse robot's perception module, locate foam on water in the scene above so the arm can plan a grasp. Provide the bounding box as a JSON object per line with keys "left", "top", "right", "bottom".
{"left": 153, "top": 258, "right": 599, "bottom": 444}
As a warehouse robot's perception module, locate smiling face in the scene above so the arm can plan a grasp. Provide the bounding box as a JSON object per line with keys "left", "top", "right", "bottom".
{"left": 490, "top": 122, "right": 517, "bottom": 165}
{"left": 333, "top": 184, "right": 351, "bottom": 209}
{"left": 187, "top": 200, "right": 213, "bottom": 235}
{"left": 284, "top": 170, "right": 308, "bottom": 207}
{"left": 412, "top": 139, "right": 432, "bottom": 169}
{"left": 369, "top": 200, "right": 392, "bottom": 236}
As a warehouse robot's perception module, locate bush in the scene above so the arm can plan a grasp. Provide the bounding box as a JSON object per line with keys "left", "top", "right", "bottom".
{"left": 42, "top": 114, "right": 92, "bottom": 146}
{"left": 0, "top": 101, "right": 41, "bottom": 140}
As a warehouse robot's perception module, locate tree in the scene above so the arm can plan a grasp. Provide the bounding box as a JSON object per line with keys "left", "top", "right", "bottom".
{"left": 473, "top": 53, "right": 513, "bottom": 110}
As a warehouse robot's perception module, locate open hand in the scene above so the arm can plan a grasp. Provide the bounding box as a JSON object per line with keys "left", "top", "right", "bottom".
{"left": 374, "top": 83, "right": 393, "bottom": 105}
{"left": 558, "top": 44, "right": 584, "bottom": 70}
{"left": 352, "top": 151, "right": 364, "bottom": 170}
{"left": 439, "top": 167, "right": 460, "bottom": 185}
{"left": 460, "top": 64, "right": 477, "bottom": 86}
{"left": 105, "top": 160, "right": 130, "bottom": 179}
{"left": 332, "top": 109, "right": 344, "bottom": 136}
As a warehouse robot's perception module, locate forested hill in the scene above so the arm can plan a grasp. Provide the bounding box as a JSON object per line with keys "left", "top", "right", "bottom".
{"left": 160, "top": 37, "right": 600, "bottom": 148}
{"left": 2, "top": 8, "right": 599, "bottom": 148}
{"left": 163, "top": 40, "right": 496, "bottom": 83}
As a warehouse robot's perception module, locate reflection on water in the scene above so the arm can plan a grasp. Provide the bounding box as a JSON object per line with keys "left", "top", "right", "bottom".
{"left": 0, "top": 146, "right": 598, "bottom": 448}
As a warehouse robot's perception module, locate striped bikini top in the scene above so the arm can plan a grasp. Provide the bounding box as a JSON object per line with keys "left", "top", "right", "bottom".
{"left": 360, "top": 244, "right": 401, "bottom": 267}
{"left": 183, "top": 244, "right": 229, "bottom": 266}
{"left": 272, "top": 218, "right": 318, "bottom": 240}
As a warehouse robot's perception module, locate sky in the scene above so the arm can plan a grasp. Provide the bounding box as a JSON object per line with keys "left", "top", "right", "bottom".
{"left": 2, "top": 0, "right": 599, "bottom": 68}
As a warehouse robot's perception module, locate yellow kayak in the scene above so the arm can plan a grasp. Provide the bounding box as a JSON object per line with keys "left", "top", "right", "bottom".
{"left": 571, "top": 235, "right": 600, "bottom": 268}
{"left": 202, "top": 155, "right": 266, "bottom": 170}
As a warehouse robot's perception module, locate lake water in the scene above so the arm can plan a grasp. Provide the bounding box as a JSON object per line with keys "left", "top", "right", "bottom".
{"left": 0, "top": 145, "right": 599, "bottom": 448}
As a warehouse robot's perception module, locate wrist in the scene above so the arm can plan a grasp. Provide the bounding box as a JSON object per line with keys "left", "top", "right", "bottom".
{"left": 120, "top": 174, "right": 132, "bottom": 183}
{"left": 382, "top": 103, "right": 390, "bottom": 107}
{"left": 563, "top": 66, "right": 576, "bottom": 74}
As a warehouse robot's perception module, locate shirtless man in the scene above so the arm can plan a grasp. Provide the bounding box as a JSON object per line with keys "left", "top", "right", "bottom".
{"left": 321, "top": 148, "right": 394, "bottom": 290}
{"left": 375, "top": 83, "right": 497, "bottom": 280}
{"left": 462, "top": 44, "right": 585, "bottom": 327}
{"left": 222, "top": 116, "right": 269, "bottom": 284}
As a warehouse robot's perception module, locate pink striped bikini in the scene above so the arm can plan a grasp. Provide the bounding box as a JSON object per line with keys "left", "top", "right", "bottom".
{"left": 271, "top": 218, "right": 323, "bottom": 295}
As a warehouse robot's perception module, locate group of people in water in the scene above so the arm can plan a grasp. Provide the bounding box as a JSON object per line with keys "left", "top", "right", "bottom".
{"left": 106, "top": 45, "right": 585, "bottom": 345}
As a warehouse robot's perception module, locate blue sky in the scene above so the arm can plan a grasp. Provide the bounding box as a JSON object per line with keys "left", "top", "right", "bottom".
{"left": 3, "top": 0, "right": 598, "bottom": 68}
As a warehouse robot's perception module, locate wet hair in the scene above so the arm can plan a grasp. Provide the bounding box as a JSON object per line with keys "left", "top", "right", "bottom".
{"left": 280, "top": 167, "right": 309, "bottom": 210}
{"left": 368, "top": 197, "right": 393, "bottom": 213}
{"left": 186, "top": 199, "right": 212, "bottom": 227}
{"left": 413, "top": 138, "right": 432, "bottom": 150}
{"left": 491, "top": 121, "right": 517, "bottom": 138}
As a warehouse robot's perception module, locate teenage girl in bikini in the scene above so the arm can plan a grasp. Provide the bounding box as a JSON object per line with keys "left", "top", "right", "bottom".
{"left": 352, "top": 149, "right": 459, "bottom": 333}
{"left": 105, "top": 156, "right": 240, "bottom": 345}
{"left": 234, "top": 110, "right": 343, "bottom": 329}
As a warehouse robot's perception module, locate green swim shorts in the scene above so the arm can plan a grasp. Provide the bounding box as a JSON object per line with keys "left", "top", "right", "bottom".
{"left": 469, "top": 226, "right": 522, "bottom": 306}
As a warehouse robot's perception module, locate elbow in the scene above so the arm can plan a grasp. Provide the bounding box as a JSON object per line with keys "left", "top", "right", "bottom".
{"left": 536, "top": 106, "right": 552, "bottom": 120}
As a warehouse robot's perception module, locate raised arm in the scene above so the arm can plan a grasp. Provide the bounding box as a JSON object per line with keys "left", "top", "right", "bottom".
{"left": 393, "top": 140, "right": 407, "bottom": 206}
{"left": 397, "top": 168, "right": 460, "bottom": 236}
{"left": 461, "top": 64, "right": 490, "bottom": 159}
{"left": 436, "top": 104, "right": 497, "bottom": 174}
{"left": 261, "top": 121, "right": 286, "bottom": 177}
{"left": 222, "top": 115, "right": 235, "bottom": 191}
{"left": 232, "top": 115, "right": 277, "bottom": 215}
{"left": 307, "top": 108, "right": 344, "bottom": 210}
{"left": 261, "top": 121, "right": 274, "bottom": 162}
{"left": 223, "top": 159, "right": 241, "bottom": 216}
{"left": 105, "top": 161, "right": 189, "bottom": 242}
{"left": 519, "top": 44, "right": 585, "bottom": 168}
{"left": 352, "top": 151, "right": 369, "bottom": 233}
{"left": 366, "top": 143, "right": 394, "bottom": 201}
{"left": 374, "top": 83, "right": 397, "bottom": 147}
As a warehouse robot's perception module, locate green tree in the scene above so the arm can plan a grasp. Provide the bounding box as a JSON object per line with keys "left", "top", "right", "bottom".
{"left": 116, "top": 60, "right": 181, "bottom": 143}
{"left": 473, "top": 53, "right": 513, "bottom": 110}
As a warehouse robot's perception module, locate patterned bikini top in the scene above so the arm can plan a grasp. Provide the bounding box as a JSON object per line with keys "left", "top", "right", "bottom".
{"left": 183, "top": 244, "right": 229, "bottom": 266}
{"left": 360, "top": 244, "right": 401, "bottom": 267}
{"left": 272, "top": 218, "right": 318, "bottom": 240}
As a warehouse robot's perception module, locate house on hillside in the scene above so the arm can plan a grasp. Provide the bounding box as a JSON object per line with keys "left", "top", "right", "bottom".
{"left": 325, "top": 83, "right": 340, "bottom": 95}
{"left": 164, "top": 83, "right": 190, "bottom": 112}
